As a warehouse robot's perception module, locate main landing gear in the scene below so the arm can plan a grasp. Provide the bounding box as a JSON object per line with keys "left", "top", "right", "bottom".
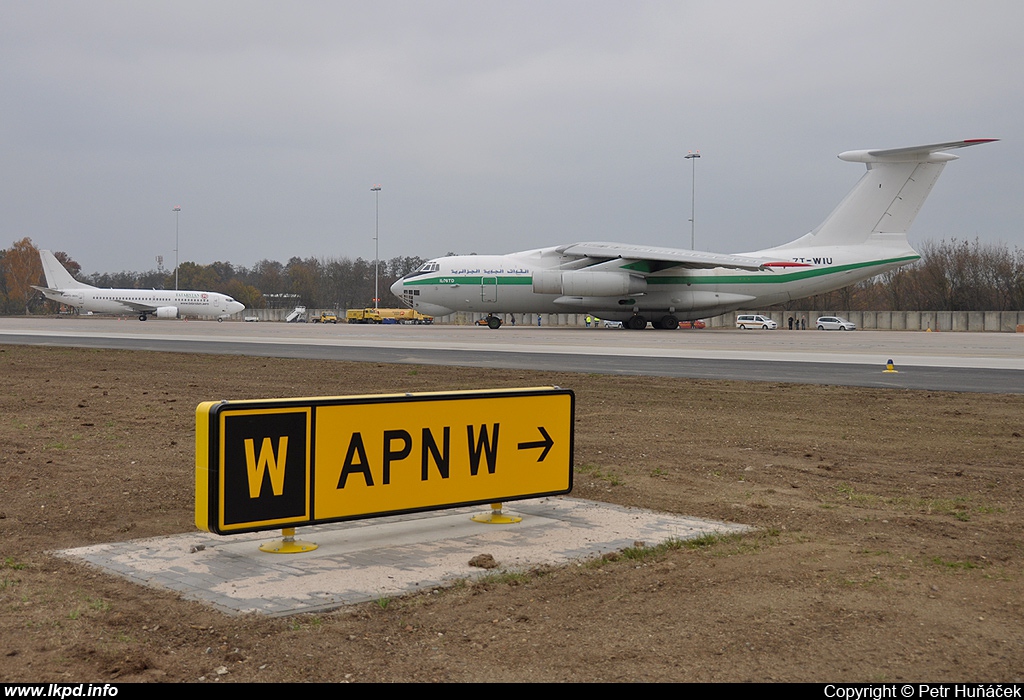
{"left": 626, "top": 314, "right": 680, "bottom": 330}
{"left": 485, "top": 314, "right": 502, "bottom": 329}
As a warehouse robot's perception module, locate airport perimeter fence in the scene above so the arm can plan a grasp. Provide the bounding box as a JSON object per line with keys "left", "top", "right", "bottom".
{"left": 235, "top": 308, "right": 1024, "bottom": 331}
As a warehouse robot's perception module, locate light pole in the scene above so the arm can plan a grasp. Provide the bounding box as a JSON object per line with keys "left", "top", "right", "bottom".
{"left": 684, "top": 151, "right": 700, "bottom": 249}
{"left": 370, "top": 185, "right": 381, "bottom": 309}
{"left": 172, "top": 205, "right": 181, "bottom": 289}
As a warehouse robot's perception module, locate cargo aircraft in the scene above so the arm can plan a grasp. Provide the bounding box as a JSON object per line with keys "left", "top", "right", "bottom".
{"left": 391, "top": 139, "right": 996, "bottom": 329}
{"left": 33, "top": 250, "right": 246, "bottom": 321}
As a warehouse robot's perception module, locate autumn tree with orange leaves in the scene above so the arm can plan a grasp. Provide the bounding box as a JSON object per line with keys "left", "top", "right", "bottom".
{"left": 0, "top": 238, "right": 43, "bottom": 314}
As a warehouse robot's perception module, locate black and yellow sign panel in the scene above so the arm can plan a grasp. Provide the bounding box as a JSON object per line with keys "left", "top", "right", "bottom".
{"left": 195, "top": 387, "right": 574, "bottom": 535}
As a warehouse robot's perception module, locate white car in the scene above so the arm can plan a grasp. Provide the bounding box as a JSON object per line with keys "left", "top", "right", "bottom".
{"left": 735, "top": 314, "right": 777, "bottom": 330}
{"left": 816, "top": 316, "right": 856, "bottom": 331}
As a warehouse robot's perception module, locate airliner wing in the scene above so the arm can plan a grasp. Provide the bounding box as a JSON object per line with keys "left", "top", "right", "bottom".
{"left": 555, "top": 242, "right": 770, "bottom": 271}
{"left": 117, "top": 300, "right": 159, "bottom": 313}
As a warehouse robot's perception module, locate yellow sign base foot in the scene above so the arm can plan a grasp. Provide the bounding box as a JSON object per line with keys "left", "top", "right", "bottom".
{"left": 259, "top": 528, "right": 318, "bottom": 554}
{"left": 471, "top": 502, "right": 522, "bottom": 524}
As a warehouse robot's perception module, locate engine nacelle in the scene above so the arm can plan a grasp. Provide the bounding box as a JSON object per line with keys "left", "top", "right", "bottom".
{"left": 533, "top": 270, "right": 646, "bottom": 297}
{"left": 156, "top": 306, "right": 179, "bottom": 319}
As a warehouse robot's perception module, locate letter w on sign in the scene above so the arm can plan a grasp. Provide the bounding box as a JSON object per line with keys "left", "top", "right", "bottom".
{"left": 245, "top": 436, "right": 288, "bottom": 497}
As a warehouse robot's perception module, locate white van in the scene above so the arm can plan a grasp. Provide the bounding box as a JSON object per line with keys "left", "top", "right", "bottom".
{"left": 736, "top": 314, "right": 778, "bottom": 330}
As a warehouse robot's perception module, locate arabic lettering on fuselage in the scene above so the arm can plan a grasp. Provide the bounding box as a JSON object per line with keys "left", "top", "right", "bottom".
{"left": 448, "top": 268, "right": 530, "bottom": 275}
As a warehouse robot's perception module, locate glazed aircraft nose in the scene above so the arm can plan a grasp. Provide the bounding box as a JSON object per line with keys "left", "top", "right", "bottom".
{"left": 391, "top": 278, "right": 453, "bottom": 316}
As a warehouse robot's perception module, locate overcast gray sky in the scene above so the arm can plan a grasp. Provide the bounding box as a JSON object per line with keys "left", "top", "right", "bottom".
{"left": 2, "top": 1, "right": 1021, "bottom": 275}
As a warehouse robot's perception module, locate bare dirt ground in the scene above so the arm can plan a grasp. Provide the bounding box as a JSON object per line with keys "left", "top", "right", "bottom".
{"left": 1, "top": 344, "right": 1022, "bottom": 683}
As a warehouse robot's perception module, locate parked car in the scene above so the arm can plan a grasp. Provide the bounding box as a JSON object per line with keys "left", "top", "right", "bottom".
{"left": 816, "top": 316, "right": 857, "bottom": 331}
{"left": 603, "top": 319, "right": 623, "bottom": 329}
{"left": 735, "top": 314, "right": 777, "bottom": 330}
{"left": 678, "top": 320, "right": 706, "bottom": 329}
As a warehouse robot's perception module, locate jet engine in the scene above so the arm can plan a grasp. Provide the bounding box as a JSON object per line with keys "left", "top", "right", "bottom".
{"left": 156, "top": 306, "right": 179, "bottom": 319}
{"left": 532, "top": 270, "right": 646, "bottom": 297}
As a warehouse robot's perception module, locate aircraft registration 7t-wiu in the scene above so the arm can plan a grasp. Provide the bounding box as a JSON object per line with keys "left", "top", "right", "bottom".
{"left": 392, "top": 139, "right": 997, "bottom": 329}
{"left": 33, "top": 250, "right": 246, "bottom": 321}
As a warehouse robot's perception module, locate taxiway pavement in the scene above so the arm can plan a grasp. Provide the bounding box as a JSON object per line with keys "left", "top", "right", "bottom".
{"left": 1, "top": 317, "right": 1021, "bottom": 393}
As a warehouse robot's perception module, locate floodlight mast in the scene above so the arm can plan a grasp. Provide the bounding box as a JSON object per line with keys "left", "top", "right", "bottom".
{"left": 684, "top": 151, "right": 700, "bottom": 249}
{"left": 172, "top": 205, "right": 181, "bottom": 289}
{"left": 371, "top": 185, "right": 382, "bottom": 309}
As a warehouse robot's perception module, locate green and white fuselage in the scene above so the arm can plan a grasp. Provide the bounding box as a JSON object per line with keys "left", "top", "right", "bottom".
{"left": 392, "top": 139, "right": 995, "bottom": 329}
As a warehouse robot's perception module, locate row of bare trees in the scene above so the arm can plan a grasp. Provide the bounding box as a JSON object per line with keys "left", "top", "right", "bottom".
{"left": 0, "top": 237, "right": 426, "bottom": 314}
{"left": 3, "top": 236, "right": 1021, "bottom": 315}
{"left": 786, "top": 239, "right": 1024, "bottom": 313}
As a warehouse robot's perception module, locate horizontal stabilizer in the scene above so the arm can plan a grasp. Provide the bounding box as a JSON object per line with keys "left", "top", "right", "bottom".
{"left": 838, "top": 138, "right": 998, "bottom": 164}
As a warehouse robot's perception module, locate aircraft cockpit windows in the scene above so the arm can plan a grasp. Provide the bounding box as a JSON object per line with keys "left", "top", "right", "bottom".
{"left": 417, "top": 262, "right": 441, "bottom": 273}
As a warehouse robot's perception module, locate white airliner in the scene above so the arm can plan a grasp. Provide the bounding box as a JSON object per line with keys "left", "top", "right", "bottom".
{"left": 391, "top": 139, "right": 996, "bottom": 329}
{"left": 33, "top": 250, "right": 246, "bottom": 321}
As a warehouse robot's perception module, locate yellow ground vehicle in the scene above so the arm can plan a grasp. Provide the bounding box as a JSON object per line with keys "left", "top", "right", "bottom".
{"left": 346, "top": 308, "right": 433, "bottom": 324}
{"left": 346, "top": 308, "right": 382, "bottom": 324}
{"left": 311, "top": 311, "right": 338, "bottom": 324}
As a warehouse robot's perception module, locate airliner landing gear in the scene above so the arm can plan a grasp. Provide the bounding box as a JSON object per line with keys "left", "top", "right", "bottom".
{"left": 626, "top": 315, "right": 647, "bottom": 330}
{"left": 657, "top": 315, "right": 679, "bottom": 330}
{"left": 486, "top": 315, "right": 502, "bottom": 329}
{"left": 138, "top": 314, "right": 148, "bottom": 321}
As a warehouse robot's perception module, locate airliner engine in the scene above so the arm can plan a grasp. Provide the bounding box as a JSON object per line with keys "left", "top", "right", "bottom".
{"left": 156, "top": 306, "right": 179, "bottom": 319}
{"left": 532, "top": 270, "right": 647, "bottom": 297}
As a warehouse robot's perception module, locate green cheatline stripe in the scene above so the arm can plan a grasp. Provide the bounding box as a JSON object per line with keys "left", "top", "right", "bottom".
{"left": 404, "top": 276, "right": 533, "bottom": 286}
{"left": 645, "top": 255, "right": 921, "bottom": 285}
{"left": 401, "top": 255, "right": 919, "bottom": 288}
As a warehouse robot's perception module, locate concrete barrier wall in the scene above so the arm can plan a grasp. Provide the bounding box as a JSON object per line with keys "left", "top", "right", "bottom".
{"left": 713, "top": 310, "right": 1024, "bottom": 332}
{"left": 234, "top": 307, "right": 1024, "bottom": 331}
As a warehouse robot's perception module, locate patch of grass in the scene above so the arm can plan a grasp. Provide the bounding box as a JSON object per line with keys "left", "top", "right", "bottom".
{"left": 620, "top": 538, "right": 685, "bottom": 562}
{"left": 835, "top": 483, "right": 878, "bottom": 504}
{"left": 3, "top": 558, "right": 26, "bottom": 571}
{"left": 901, "top": 496, "right": 972, "bottom": 521}
{"left": 617, "top": 532, "right": 750, "bottom": 563}
{"left": 930, "top": 557, "right": 981, "bottom": 571}
{"left": 375, "top": 596, "right": 391, "bottom": 610}
{"left": 684, "top": 533, "right": 726, "bottom": 550}
{"left": 574, "top": 463, "right": 621, "bottom": 486}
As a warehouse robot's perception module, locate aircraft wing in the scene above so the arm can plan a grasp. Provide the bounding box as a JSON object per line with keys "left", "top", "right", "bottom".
{"left": 555, "top": 242, "right": 770, "bottom": 271}
{"left": 116, "top": 300, "right": 159, "bottom": 313}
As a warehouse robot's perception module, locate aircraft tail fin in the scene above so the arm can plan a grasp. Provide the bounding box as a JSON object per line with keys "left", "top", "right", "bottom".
{"left": 773, "top": 139, "right": 997, "bottom": 251}
{"left": 39, "top": 250, "right": 93, "bottom": 290}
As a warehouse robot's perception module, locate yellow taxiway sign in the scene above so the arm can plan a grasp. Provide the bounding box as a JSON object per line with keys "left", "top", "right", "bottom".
{"left": 195, "top": 387, "right": 574, "bottom": 535}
